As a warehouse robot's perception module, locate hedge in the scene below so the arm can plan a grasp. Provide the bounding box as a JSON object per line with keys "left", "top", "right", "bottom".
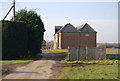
{"left": 2, "top": 21, "right": 28, "bottom": 60}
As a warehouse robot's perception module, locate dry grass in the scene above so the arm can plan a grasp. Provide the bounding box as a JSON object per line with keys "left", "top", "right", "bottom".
{"left": 106, "top": 48, "right": 120, "bottom": 54}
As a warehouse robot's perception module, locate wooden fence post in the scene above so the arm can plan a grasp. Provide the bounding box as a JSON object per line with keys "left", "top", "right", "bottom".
{"left": 85, "top": 46, "right": 88, "bottom": 60}
{"left": 77, "top": 46, "right": 80, "bottom": 61}
{"left": 68, "top": 46, "right": 70, "bottom": 61}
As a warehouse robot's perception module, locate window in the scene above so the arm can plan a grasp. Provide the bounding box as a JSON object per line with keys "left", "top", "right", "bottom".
{"left": 85, "top": 34, "right": 90, "bottom": 37}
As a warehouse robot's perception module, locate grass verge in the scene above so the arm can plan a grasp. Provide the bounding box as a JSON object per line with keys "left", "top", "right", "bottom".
{"left": 51, "top": 49, "right": 119, "bottom": 79}
{"left": 58, "top": 64, "right": 118, "bottom": 79}
{"left": 0, "top": 60, "right": 33, "bottom": 64}
{"left": 59, "top": 60, "right": 119, "bottom": 79}
{"left": 0, "top": 60, "right": 34, "bottom": 76}
{"left": 60, "top": 60, "right": 119, "bottom": 65}
{"left": 0, "top": 70, "right": 7, "bottom": 76}
{"left": 51, "top": 49, "right": 68, "bottom": 53}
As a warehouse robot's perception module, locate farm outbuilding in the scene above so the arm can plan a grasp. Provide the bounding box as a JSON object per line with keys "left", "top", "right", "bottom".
{"left": 53, "top": 23, "right": 97, "bottom": 49}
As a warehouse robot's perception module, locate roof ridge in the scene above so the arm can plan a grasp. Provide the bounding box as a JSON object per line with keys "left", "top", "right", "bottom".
{"left": 80, "top": 23, "right": 97, "bottom": 33}
{"left": 57, "top": 23, "right": 79, "bottom": 33}
{"left": 55, "top": 23, "right": 96, "bottom": 33}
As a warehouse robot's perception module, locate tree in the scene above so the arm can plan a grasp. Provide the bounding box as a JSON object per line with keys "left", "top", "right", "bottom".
{"left": 13, "top": 9, "right": 45, "bottom": 57}
{"left": 45, "top": 41, "right": 54, "bottom": 49}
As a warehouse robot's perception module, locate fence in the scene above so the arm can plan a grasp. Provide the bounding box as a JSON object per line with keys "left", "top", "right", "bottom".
{"left": 68, "top": 47, "right": 106, "bottom": 61}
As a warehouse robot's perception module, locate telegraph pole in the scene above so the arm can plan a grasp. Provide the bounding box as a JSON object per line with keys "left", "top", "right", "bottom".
{"left": 3, "top": 0, "right": 15, "bottom": 21}
{"left": 13, "top": 0, "right": 15, "bottom": 21}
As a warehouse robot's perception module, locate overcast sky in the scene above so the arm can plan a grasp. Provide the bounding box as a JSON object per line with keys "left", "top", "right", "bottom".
{"left": 0, "top": 0, "right": 119, "bottom": 43}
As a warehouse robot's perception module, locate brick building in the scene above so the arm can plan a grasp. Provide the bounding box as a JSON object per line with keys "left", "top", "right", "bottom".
{"left": 53, "top": 23, "right": 97, "bottom": 49}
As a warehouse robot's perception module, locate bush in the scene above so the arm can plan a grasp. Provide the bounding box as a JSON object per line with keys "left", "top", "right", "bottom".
{"left": 14, "top": 9, "right": 45, "bottom": 55}
{"left": 106, "top": 54, "right": 120, "bottom": 60}
{"left": 2, "top": 21, "right": 28, "bottom": 59}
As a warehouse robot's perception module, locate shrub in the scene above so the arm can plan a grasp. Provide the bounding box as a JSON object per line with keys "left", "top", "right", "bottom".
{"left": 2, "top": 21, "right": 28, "bottom": 59}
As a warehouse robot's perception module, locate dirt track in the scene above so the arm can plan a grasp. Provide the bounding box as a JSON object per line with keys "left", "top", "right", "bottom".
{"left": 2, "top": 60, "right": 56, "bottom": 79}
{"left": 2, "top": 52, "right": 66, "bottom": 79}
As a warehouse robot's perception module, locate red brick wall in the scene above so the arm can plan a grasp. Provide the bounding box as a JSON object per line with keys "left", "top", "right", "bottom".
{"left": 79, "top": 33, "right": 96, "bottom": 47}
{"left": 60, "top": 33, "right": 96, "bottom": 49}
{"left": 61, "top": 33, "right": 79, "bottom": 49}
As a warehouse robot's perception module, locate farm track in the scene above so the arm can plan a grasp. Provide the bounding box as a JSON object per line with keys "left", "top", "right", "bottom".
{"left": 1, "top": 51, "right": 66, "bottom": 80}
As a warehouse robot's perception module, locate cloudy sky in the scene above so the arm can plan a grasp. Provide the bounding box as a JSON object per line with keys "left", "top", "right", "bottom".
{"left": 0, "top": 0, "right": 119, "bottom": 43}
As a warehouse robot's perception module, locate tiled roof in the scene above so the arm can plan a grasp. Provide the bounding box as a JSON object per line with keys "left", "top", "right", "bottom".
{"left": 57, "top": 23, "right": 79, "bottom": 33}
{"left": 77, "top": 23, "right": 97, "bottom": 33}
{"left": 55, "top": 23, "right": 97, "bottom": 33}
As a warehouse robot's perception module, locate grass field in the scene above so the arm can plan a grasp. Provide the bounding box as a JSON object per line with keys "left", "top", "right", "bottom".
{"left": 0, "top": 60, "right": 34, "bottom": 76}
{"left": 60, "top": 60, "right": 119, "bottom": 65}
{"left": 106, "top": 48, "right": 120, "bottom": 60}
{"left": 106, "top": 48, "right": 119, "bottom": 54}
{"left": 51, "top": 48, "right": 120, "bottom": 54}
{"left": 51, "top": 49, "right": 119, "bottom": 79}
{"left": 59, "top": 60, "right": 119, "bottom": 79}
{"left": 50, "top": 49, "right": 68, "bottom": 53}
{"left": 59, "top": 64, "right": 118, "bottom": 79}
{"left": 51, "top": 48, "right": 120, "bottom": 60}
{"left": 0, "top": 60, "right": 33, "bottom": 64}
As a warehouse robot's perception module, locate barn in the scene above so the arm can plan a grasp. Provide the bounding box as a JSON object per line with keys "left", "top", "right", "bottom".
{"left": 53, "top": 23, "right": 97, "bottom": 49}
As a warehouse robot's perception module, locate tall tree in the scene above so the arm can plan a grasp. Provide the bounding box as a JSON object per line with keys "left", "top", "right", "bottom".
{"left": 13, "top": 9, "right": 45, "bottom": 56}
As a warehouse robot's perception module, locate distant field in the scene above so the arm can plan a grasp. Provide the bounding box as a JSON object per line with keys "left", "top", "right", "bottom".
{"left": 106, "top": 48, "right": 119, "bottom": 54}
{"left": 48, "top": 48, "right": 119, "bottom": 54}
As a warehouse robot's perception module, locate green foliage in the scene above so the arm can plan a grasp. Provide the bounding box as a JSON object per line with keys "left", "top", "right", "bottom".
{"left": 51, "top": 49, "right": 68, "bottom": 53}
{"left": 59, "top": 64, "right": 118, "bottom": 79}
{"left": 2, "top": 9, "right": 45, "bottom": 59}
{"left": 2, "top": 21, "right": 28, "bottom": 59}
{"left": 106, "top": 55, "right": 120, "bottom": 60}
{"left": 0, "top": 70, "right": 7, "bottom": 76}
{"left": 0, "top": 60, "right": 32, "bottom": 64}
{"left": 13, "top": 9, "right": 45, "bottom": 55}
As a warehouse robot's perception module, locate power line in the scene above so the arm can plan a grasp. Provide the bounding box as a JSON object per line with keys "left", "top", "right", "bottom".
{"left": 3, "top": 5, "right": 14, "bottom": 21}
{"left": 3, "top": 0, "right": 15, "bottom": 21}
